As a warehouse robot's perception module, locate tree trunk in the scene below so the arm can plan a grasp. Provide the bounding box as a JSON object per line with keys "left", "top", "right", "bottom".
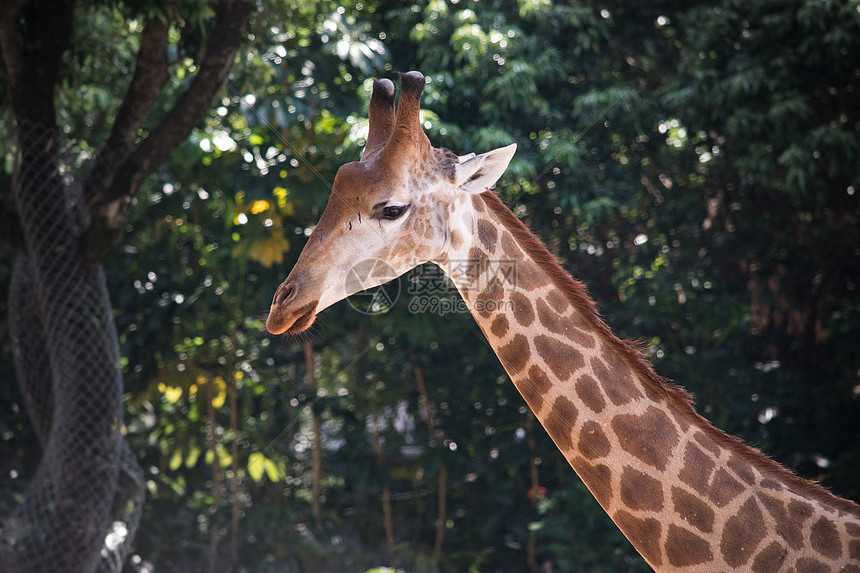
{"left": 0, "top": 1, "right": 249, "bottom": 570}
{"left": 1, "top": 122, "right": 142, "bottom": 573}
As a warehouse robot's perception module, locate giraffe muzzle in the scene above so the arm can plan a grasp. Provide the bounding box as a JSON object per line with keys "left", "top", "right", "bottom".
{"left": 266, "top": 281, "right": 318, "bottom": 335}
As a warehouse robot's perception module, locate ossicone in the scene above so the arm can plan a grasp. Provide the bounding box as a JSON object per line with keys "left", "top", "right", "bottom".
{"left": 361, "top": 71, "right": 431, "bottom": 163}
{"left": 362, "top": 78, "right": 396, "bottom": 160}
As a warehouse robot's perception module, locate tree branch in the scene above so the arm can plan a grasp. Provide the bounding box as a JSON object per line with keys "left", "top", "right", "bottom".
{"left": 2, "top": 0, "right": 74, "bottom": 127}
{"left": 83, "top": 18, "right": 170, "bottom": 205}
{"left": 124, "top": 0, "right": 251, "bottom": 190}
{"left": 82, "top": 0, "right": 251, "bottom": 268}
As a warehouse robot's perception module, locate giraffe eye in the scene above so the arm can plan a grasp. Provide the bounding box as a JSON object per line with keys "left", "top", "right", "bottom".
{"left": 381, "top": 203, "right": 409, "bottom": 220}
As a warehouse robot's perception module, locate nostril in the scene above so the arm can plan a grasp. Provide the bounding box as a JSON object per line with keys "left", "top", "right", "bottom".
{"left": 274, "top": 282, "right": 296, "bottom": 306}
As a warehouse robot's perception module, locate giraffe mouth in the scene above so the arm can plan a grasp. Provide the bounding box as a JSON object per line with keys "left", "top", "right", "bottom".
{"left": 266, "top": 300, "right": 319, "bottom": 335}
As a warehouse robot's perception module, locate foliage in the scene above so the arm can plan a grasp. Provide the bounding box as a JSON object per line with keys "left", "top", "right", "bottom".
{"left": 1, "top": 0, "right": 858, "bottom": 571}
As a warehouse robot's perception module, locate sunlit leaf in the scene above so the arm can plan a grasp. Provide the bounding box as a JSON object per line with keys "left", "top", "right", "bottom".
{"left": 169, "top": 449, "right": 183, "bottom": 471}
{"left": 211, "top": 376, "right": 227, "bottom": 409}
{"left": 247, "top": 452, "right": 265, "bottom": 482}
{"left": 263, "top": 458, "right": 281, "bottom": 482}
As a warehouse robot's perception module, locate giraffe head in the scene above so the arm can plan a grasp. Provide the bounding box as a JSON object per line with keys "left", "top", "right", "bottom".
{"left": 266, "top": 71, "right": 516, "bottom": 335}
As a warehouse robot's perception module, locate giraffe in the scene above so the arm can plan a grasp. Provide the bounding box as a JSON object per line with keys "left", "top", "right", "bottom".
{"left": 266, "top": 72, "right": 860, "bottom": 571}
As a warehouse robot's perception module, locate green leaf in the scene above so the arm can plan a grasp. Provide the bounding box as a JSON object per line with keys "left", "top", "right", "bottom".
{"left": 169, "top": 449, "right": 183, "bottom": 471}
{"left": 263, "top": 457, "right": 281, "bottom": 482}
{"left": 247, "top": 452, "right": 265, "bottom": 482}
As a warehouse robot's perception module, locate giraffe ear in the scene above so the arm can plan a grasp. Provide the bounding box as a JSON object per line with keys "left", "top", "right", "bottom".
{"left": 454, "top": 143, "right": 517, "bottom": 195}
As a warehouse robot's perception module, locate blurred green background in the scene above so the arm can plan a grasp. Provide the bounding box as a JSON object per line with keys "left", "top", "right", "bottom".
{"left": 1, "top": 0, "right": 858, "bottom": 571}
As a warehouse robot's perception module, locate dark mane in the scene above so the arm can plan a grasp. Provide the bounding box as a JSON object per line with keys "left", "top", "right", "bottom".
{"left": 479, "top": 190, "right": 860, "bottom": 516}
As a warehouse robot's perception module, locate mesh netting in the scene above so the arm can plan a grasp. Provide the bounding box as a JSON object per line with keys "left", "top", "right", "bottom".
{"left": 1, "top": 122, "right": 144, "bottom": 573}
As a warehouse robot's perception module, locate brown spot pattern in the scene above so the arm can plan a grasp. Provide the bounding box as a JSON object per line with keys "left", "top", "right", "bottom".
{"left": 787, "top": 499, "right": 814, "bottom": 524}
{"left": 590, "top": 355, "right": 642, "bottom": 406}
{"left": 514, "top": 369, "right": 550, "bottom": 417}
{"left": 693, "top": 431, "right": 722, "bottom": 457}
{"left": 668, "top": 406, "right": 692, "bottom": 432}
{"left": 795, "top": 557, "right": 829, "bottom": 573}
{"left": 509, "top": 291, "right": 534, "bottom": 327}
{"left": 619, "top": 466, "right": 664, "bottom": 512}
{"left": 573, "top": 460, "right": 614, "bottom": 507}
{"left": 534, "top": 335, "right": 584, "bottom": 380}
{"left": 679, "top": 442, "right": 716, "bottom": 495}
{"left": 708, "top": 468, "right": 745, "bottom": 508}
{"left": 535, "top": 298, "right": 568, "bottom": 334}
{"left": 544, "top": 396, "right": 578, "bottom": 450}
{"left": 611, "top": 406, "right": 679, "bottom": 471}
{"left": 569, "top": 327, "right": 598, "bottom": 350}
{"left": 751, "top": 541, "right": 787, "bottom": 573}
{"left": 760, "top": 478, "right": 782, "bottom": 491}
{"left": 566, "top": 327, "right": 594, "bottom": 348}
{"left": 466, "top": 247, "right": 485, "bottom": 285}
{"left": 526, "top": 365, "right": 552, "bottom": 394}
{"left": 514, "top": 261, "right": 544, "bottom": 292}
{"left": 546, "top": 289, "right": 570, "bottom": 313}
{"left": 665, "top": 524, "right": 713, "bottom": 567}
{"left": 475, "top": 277, "right": 505, "bottom": 319}
{"left": 497, "top": 334, "right": 529, "bottom": 376}
{"left": 471, "top": 194, "right": 486, "bottom": 212}
{"left": 810, "top": 516, "right": 841, "bottom": 559}
{"left": 727, "top": 455, "right": 756, "bottom": 485}
{"left": 449, "top": 229, "right": 464, "bottom": 250}
{"left": 671, "top": 486, "right": 715, "bottom": 533}
{"left": 476, "top": 218, "right": 498, "bottom": 252}
{"left": 579, "top": 421, "right": 611, "bottom": 460}
{"left": 501, "top": 232, "right": 523, "bottom": 261}
{"left": 490, "top": 315, "right": 509, "bottom": 338}
{"left": 849, "top": 539, "right": 860, "bottom": 561}
{"left": 576, "top": 375, "right": 606, "bottom": 413}
{"left": 535, "top": 301, "right": 598, "bottom": 350}
{"left": 758, "top": 491, "right": 804, "bottom": 550}
{"left": 721, "top": 496, "right": 766, "bottom": 567}
{"left": 614, "top": 510, "right": 663, "bottom": 567}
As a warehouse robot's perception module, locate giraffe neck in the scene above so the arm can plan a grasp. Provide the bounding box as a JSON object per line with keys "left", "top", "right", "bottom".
{"left": 436, "top": 191, "right": 860, "bottom": 572}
